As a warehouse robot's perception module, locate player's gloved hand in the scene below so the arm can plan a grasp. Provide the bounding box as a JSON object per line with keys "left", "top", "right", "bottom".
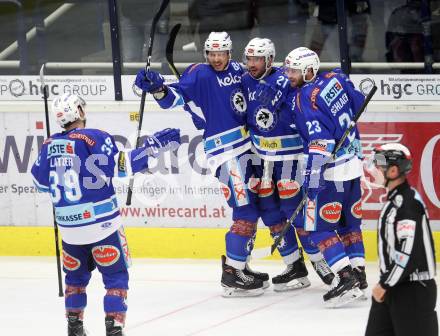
{"left": 302, "top": 154, "right": 328, "bottom": 200}
{"left": 144, "top": 128, "right": 181, "bottom": 157}
{"left": 135, "top": 69, "right": 165, "bottom": 93}
{"left": 184, "top": 103, "right": 206, "bottom": 130}
{"left": 256, "top": 80, "right": 283, "bottom": 111}
{"left": 191, "top": 115, "right": 206, "bottom": 130}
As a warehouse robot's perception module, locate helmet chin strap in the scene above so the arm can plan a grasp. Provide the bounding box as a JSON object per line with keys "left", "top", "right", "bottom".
{"left": 384, "top": 167, "right": 404, "bottom": 187}
{"left": 251, "top": 67, "right": 270, "bottom": 80}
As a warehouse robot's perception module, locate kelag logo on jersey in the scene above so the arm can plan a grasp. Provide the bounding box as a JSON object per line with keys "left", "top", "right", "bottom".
{"left": 217, "top": 73, "right": 241, "bottom": 87}
{"left": 230, "top": 89, "right": 247, "bottom": 115}
{"left": 47, "top": 139, "right": 75, "bottom": 158}
{"left": 254, "top": 106, "right": 277, "bottom": 132}
{"left": 320, "top": 78, "right": 343, "bottom": 106}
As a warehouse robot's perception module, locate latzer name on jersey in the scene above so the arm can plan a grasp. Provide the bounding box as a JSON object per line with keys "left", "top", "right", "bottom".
{"left": 320, "top": 78, "right": 343, "bottom": 106}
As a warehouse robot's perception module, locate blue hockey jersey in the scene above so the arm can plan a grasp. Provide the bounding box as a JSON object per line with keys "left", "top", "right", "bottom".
{"left": 242, "top": 67, "right": 303, "bottom": 161}
{"left": 31, "top": 128, "right": 150, "bottom": 245}
{"left": 291, "top": 69, "right": 365, "bottom": 181}
{"left": 154, "top": 61, "right": 251, "bottom": 168}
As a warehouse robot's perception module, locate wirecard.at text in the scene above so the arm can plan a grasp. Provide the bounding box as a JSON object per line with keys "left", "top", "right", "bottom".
{"left": 120, "top": 204, "right": 227, "bottom": 219}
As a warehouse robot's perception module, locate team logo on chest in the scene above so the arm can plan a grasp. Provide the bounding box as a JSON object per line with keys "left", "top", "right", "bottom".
{"left": 254, "top": 106, "right": 277, "bottom": 132}
{"left": 230, "top": 89, "right": 247, "bottom": 115}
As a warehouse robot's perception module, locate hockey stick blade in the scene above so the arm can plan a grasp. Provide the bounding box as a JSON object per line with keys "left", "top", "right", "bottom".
{"left": 251, "top": 85, "right": 377, "bottom": 260}
{"left": 166, "top": 23, "right": 181, "bottom": 79}
{"left": 126, "top": 0, "right": 170, "bottom": 206}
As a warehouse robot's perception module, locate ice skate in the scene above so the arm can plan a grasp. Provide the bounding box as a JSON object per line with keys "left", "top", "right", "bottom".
{"left": 311, "top": 258, "right": 335, "bottom": 286}
{"left": 221, "top": 255, "right": 264, "bottom": 297}
{"left": 67, "top": 312, "right": 87, "bottom": 336}
{"left": 105, "top": 316, "right": 125, "bottom": 336}
{"left": 323, "top": 266, "right": 363, "bottom": 308}
{"left": 244, "top": 263, "right": 270, "bottom": 289}
{"left": 272, "top": 250, "right": 311, "bottom": 292}
{"left": 353, "top": 266, "right": 368, "bottom": 300}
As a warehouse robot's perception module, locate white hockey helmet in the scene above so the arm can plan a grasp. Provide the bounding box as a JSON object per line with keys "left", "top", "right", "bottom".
{"left": 284, "top": 47, "right": 320, "bottom": 83}
{"left": 51, "top": 93, "right": 86, "bottom": 127}
{"left": 244, "top": 37, "right": 275, "bottom": 72}
{"left": 204, "top": 32, "right": 232, "bottom": 55}
{"left": 373, "top": 143, "right": 412, "bottom": 175}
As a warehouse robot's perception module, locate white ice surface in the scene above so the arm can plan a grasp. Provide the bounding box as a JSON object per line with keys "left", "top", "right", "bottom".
{"left": 1, "top": 258, "right": 438, "bottom": 336}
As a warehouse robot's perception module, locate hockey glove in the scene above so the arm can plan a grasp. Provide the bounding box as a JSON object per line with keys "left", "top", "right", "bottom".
{"left": 302, "top": 153, "right": 328, "bottom": 200}
{"left": 135, "top": 69, "right": 165, "bottom": 93}
{"left": 256, "top": 80, "right": 283, "bottom": 111}
{"left": 191, "top": 115, "right": 206, "bottom": 130}
{"left": 144, "top": 128, "right": 181, "bottom": 158}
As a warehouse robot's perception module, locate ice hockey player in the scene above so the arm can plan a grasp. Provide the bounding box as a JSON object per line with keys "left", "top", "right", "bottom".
{"left": 242, "top": 37, "right": 334, "bottom": 290}
{"left": 31, "top": 93, "right": 181, "bottom": 335}
{"left": 135, "top": 32, "right": 266, "bottom": 297}
{"left": 261, "top": 47, "right": 367, "bottom": 307}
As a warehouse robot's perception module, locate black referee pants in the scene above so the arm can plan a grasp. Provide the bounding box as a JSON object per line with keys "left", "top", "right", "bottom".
{"left": 365, "top": 280, "right": 438, "bottom": 336}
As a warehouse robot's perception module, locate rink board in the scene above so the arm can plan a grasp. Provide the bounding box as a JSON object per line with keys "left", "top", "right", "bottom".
{"left": 1, "top": 99, "right": 440, "bottom": 259}
{"left": 2, "top": 227, "right": 440, "bottom": 262}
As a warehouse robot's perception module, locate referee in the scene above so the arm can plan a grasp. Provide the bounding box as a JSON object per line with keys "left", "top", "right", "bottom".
{"left": 365, "top": 143, "right": 438, "bottom": 336}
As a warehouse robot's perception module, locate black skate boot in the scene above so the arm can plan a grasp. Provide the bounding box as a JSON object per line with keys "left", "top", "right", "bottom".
{"left": 105, "top": 316, "right": 125, "bottom": 336}
{"left": 221, "top": 255, "right": 264, "bottom": 297}
{"left": 272, "top": 249, "right": 311, "bottom": 292}
{"left": 323, "top": 266, "right": 363, "bottom": 308}
{"left": 244, "top": 263, "right": 270, "bottom": 289}
{"left": 67, "top": 312, "right": 87, "bottom": 336}
{"left": 353, "top": 266, "right": 368, "bottom": 290}
{"left": 311, "top": 259, "right": 335, "bottom": 286}
{"left": 353, "top": 266, "right": 368, "bottom": 300}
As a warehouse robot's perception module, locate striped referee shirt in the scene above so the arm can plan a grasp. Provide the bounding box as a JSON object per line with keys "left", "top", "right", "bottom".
{"left": 378, "top": 181, "right": 436, "bottom": 289}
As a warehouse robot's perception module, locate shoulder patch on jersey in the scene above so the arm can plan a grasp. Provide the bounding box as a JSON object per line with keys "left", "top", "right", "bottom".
{"left": 320, "top": 77, "right": 343, "bottom": 106}
{"left": 188, "top": 63, "right": 202, "bottom": 74}
{"left": 393, "top": 194, "right": 403, "bottom": 208}
{"left": 68, "top": 132, "right": 96, "bottom": 146}
{"left": 324, "top": 72, "right": 336, "bottom": 79}
{"left": 47, "top": 139, "right": 76, "bottom": 158}
{"left": 310, "top": 87, "right": 320, "bottom": 110}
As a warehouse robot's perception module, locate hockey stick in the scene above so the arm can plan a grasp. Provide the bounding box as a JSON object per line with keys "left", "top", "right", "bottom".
{"left": 126, "top": 0, "right": 170, "bottom": 206}
{"left": 40, "top": 64, "right": 64, "bottom": 297}
{"left": 251, "top": 85, "right": 378, "bottom": 260}
{"left": 166, "top": 23, "right": 181, "bottom": 79}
